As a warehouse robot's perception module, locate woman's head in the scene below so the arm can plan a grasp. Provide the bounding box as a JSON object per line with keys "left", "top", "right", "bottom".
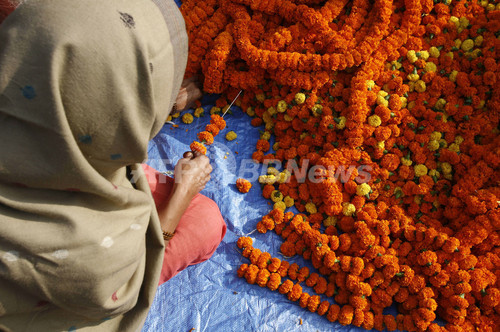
{"left": 0, "top": 0, "right": 187, "bottom": 188}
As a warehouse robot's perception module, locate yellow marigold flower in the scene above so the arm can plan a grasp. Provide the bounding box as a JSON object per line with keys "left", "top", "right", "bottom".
{"left": 256, "top": 93, "right": 266, "bottom": 102}
{"left": 284, "top": 196, "right": 294, "bottom": 208}
{"left": 428, "top": 169, "right": 440, "bottom": 178}
{"left": 342, "top": 203, "right": 356, "bottom": 216}
{"left": 366, "top": 80, "right": 375, "bottom": 90}
{"left": 448, "top": 143, "right": 460, "bottom": 153}
{"left": 446, "top": 52, "right": 454, "bottom": 61}
{"left": 449, "top": 70, "right": 458, "bottom": 82}
{"left": 210, "top": 106, "right": 221, "bottom": 115}
{"left": 391, "top": 61, "right": 402, "bottom": 70}
{"left": 271, "top": 190, "right": 284, "bottom": 202}
{"left": 323, "top": 216, "right": 337, "bottom": 227}
{"left": 246, "top": 107, "right": 256, "bottom": 117}
{"left": 430, "top": 131, "right": 442, "bottom": 141}
{"left": 277, "top": 100, "right": 287, "bottom": 113}
{"left": 273, "top": 142, "right": 279, "bottom": 151}
{"left": 222, "top": 105, "right": 230, "bottom": 114}
{"left": 414, "top": 195, "right": 422, "bottom": 204}
{"left": 435, "top": 99, "right": 446, "bottom": 111}
{"left": 376, "top": 94, "right": 389, "bottom": 107}
{"left": 459, "top": 17, "right": 469, "bottom": 29}
{"left": 444, "top": 173, "right": 453, "bottom": 180}
{"left": 427, "top": 140, "right": 439, "bottom": 151}
{"left": 259, "top": 175, "right": 277, "bottom": 185}
{"left": 429, "top": 46, "right": 440, "bottom": 58}
{"left": 401, "top": 157, "right": 413, "bottom": 166}
{"left": 461, "top": 39, "right": 474, "bottom": 52}
{"left": 378, "top": 90, "right": 388, "bottom": 98}
{"left": 336, "top": 116, "right": 347, "bottom": 130}
{"left": 262, "top": 111, "right": 273, "bottom": 124}
{"left": 279, "top": 170, "right": 291, "bottom": 183}
{"left": 414, "top": 80, "right": 426, "bottom": 93}
{"left": 356, "top": 183, "right": 371, "bottom": 196}
{"left": 407, "top": 101, "right": 416, "bottom": 110}
{"left": 449, "top": 16, "right": 459, "bottom": 26}
{"left": 480, "top": 0, "right": 488, "bottom": 7}
{"left": 414, "top": 164, "right": 428, "bottom": 177}
{"left": 439, "top": 138, "right": 448, "bottom": 148}
{"left": 225, "top": 131, "right": 237, "bottom": 141}
{"left": 441, "top": 162, "right": 452, "bottom": 174}
{"left": 265, "top": 122, "right": 274, "bottom": 131}
{"left": 274, "top": 201, "right": 287, "bottom": 211}
{"left": 182, "top": 113, "right": 194, "bottom": 124}
{"left": 407, "top": 73, "right": 420, "bottom": 81}
{"left": 261, "top": 131, "right": 271, "bottom": 140}
{"left": 166, "top": 115, "right": 173, "bottom": 122}
{"left": 267, "top": 106, "right": 277, "bottom": 116}
{"left": 400, "top": 96, "right": 407, "bottom": 108}
{"left": 419, "top": 50, "right": 429, "bottom": 60}
{"left": 171, "top": 112, "right": 180, "bottom": 118}
{"left": 277, "top": 172, "right": 288, "bottom": 184}
{"left": 305, "top": 202, "right": 317, "bottom": 214}
{"left": 267, "top": 167, "right": 280, "bottom": 176}
{"left": 375, "top": 141, "right": 385, "bottom": 150}
{"left": 454, "top": 39, "right": 462, "bottom": 49}
{"left": 368, "top": 115, "right": 382, "bottom": 127}
{"left": 284, "top": 114, "right": 294, "bottom": 122}
{"left": 406, "top": 50, "right": 418, "bottom": 63}
{"left": 194, "top": 107, "right": 204, "bottom": 117}
{"left": 311, "top": 104, "right": 323, "bottom": 117}
{"left": 295, "top": 92, "right": 306, "bottom": 104}
{"left": 454, "top": 136, "right": 464, "bottom": 145}
{"left": 424, "top": 62, "right": 437, "bottom": 72}
{"left": 475, "top": 35, "right": 483, "bottom": 47}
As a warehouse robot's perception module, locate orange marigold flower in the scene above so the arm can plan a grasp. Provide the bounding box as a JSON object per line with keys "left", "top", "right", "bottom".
{"left": 277, "top": 260, "right": 290, "bottom": 277}
{"left": 237, "top": 236, "right": 253, "bottom": 249}
{"left": 244, "top": 264, "right": 259, "bottom": 285}
{"left": 256, "top": 139, "right": 271, "bottom": 152}
{"left": 197, "top": 131, "right": 214, "bottom": 145}
{"left": 326, "top": 304, "right": 341, "bottom": 322}
{"left": 278, "top": 279, "right": 294, "bottom": 294}
{"left": 307, "top": 295, "right": 321, "bottom": 313}
{"left": 267, "top": 273, "right": 281, "bottom": 291}
{"left": 317, "top": 300, "right": 330, "bottom": 316}
{"left": 190, "top": 141, "right": 207, "bottom": 155}
{"left": 287, "top": 283, "right": 302, "bottom": 301}
{"left": 299, "top": 292, "right": 310, "bottom": 308}
{"left": 236, "top": 178, "right": 252, "bottom": 193}
{"left": 338, "top": 305, "right": 354, "bottom": 325}
{"left": 237, "top": 263, "right": 249, "bottom": 278}
{"left": 210, "top": 114, "right": 226, "bottom": 130}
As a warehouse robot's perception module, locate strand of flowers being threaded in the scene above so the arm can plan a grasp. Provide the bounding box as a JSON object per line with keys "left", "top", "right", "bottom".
{"left": 189, "top": 114, "right": 226, "bottom": 155}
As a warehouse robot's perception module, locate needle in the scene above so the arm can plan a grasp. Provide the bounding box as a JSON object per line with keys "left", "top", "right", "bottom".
{"left": 222, "top": 90, "right": 243, "bottom": 118}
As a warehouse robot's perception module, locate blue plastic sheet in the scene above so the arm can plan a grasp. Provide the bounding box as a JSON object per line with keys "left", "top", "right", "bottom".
{"left": 141, "top": 94, "right": 375, "bottom": 332}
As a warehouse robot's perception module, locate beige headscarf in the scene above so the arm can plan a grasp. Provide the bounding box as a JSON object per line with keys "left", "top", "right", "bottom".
{"left": 0, "top": 0, "right": 187, "bottom": 331}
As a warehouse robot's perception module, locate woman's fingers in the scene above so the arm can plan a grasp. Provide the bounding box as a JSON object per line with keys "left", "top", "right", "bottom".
{"left": 183, "top": 151, "right": 194, "bottom": 159}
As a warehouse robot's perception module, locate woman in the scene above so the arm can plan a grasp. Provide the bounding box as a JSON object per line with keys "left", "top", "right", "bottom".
{"left": 0, "top": 0, "right": 226, "bottom": 331}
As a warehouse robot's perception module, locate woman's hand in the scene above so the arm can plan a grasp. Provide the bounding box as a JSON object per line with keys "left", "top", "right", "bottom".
{"left": 172, "top": 77, "right": 202, "bottom": 113}
{"left": 173, "top": 151, "right": 212, "bottom": 200}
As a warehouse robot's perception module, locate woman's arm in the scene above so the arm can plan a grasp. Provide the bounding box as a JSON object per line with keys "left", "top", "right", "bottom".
{"left": 156, "top": 151, "right": 212, "bottom": 245}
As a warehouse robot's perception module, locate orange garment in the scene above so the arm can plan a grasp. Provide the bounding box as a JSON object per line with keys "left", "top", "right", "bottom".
{"left": 142, "top": 164, "right": 226, "bottom": 284}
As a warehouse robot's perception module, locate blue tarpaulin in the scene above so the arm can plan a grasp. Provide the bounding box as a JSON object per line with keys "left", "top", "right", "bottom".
{"left": 141, "top": 94, "right": 372, "bottom": 332}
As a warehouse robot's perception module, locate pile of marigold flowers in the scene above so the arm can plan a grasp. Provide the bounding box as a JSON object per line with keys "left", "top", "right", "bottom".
{"left": 181, "top": 0, "right": 499, "bottom": 331}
